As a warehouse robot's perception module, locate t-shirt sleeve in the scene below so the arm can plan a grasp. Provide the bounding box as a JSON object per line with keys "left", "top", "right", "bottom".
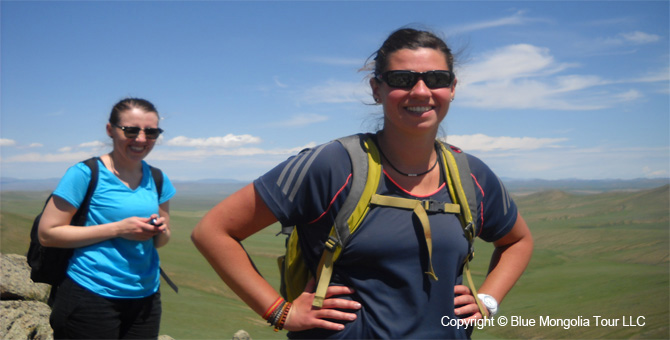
{"left": 254, "top": 141, "right": 352, "bottom": 227}
{"left": 158, "top": 173, "right": 176, "bottom": 204}
{"left": 467, "top": 154, "right": 518, "bottom": 242}
{"left": 52, "top": 162, "right": 93, "bottom": 209}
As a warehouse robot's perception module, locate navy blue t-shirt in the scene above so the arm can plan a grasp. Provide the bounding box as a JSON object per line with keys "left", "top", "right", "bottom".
{"left": 254, "top": 138, "right": 517, "bottom": 339}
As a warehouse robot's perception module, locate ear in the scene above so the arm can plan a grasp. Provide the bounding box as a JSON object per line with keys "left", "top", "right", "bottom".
{"left": 370, "top": 77, "right": 381, "bottom": 103}
{"left": 106, "top": 123, "right": 113, "bottom": 138}
{"left": 450, "top": 77, "right": 458, "bottom": 99}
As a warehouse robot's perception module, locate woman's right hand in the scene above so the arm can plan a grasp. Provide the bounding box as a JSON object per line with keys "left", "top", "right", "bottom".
{"left": 283, "top": 279, "right": 361, "bottom": 332}
{"left": 116, "top": 216, "right": 164, "bottom": 241}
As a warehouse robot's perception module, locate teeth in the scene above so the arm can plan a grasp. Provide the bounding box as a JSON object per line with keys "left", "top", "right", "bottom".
{"left": 407, "top": 106, "right": 433, "bottom": 112}
{"left": 130, "top": 146, "right": 145, "bottom": 152}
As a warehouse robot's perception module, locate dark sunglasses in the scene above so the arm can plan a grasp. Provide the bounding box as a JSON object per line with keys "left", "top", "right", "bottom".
{"left": 112, "top": 124, "right": 163, "bottom": 139}
{"left": 376, "top": 70, "right": 455, "bottom": 89}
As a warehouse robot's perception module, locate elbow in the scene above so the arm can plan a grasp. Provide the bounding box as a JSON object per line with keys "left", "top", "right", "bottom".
{"left": 191, "top": 223, "right": 205, "bottom": 249}
{"left": 37, "top": 230, "right": 58, "bottom": 248}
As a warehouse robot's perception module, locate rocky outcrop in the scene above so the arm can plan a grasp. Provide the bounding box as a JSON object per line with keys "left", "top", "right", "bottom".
{"left": 1, "top": 253, "right": 180, "bottom": 340}
{"left": 1, "top": 253, "right": 53, "bottom": 340}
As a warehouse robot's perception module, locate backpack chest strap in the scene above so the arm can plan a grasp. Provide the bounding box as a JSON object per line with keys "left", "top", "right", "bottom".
{"left": 369, "top": 194, "right": 462, "bottom": 281}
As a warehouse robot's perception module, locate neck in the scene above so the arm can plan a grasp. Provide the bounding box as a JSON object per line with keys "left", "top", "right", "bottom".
{"left": 376, "top": 130, "right": 437, "bottom": 175}
{"left": 107, "top": 152, "right": 142, "bottom": 177}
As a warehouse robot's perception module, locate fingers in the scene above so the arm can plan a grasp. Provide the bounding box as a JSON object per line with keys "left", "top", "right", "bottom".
{"left": 285, "top": 283, "right": 361, "bottom": 332}
{"left": 454, "top": 284, "right": 482, "bottom": 318}
{"left": 321, "top": 297, "right": 362, "bottom": 311}
{"left": 454, "top": 284, "right": 471, "bottom": 296}
{"left": 325, "top": 284, "right": 356, "bottom": 298}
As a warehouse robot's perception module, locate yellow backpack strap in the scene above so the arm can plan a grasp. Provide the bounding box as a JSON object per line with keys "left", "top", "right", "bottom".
{"left": 369, "top": 194, "right": 460, "bottom": 280}
{"left": 313, "top": 134, "right": 381, "bottom": 308}
{"left": 438, "top": 142, "right": 488, "bottom": 318}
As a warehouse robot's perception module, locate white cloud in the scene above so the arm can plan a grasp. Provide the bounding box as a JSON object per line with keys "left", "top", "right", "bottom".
{"left": 0, "top": 139, "right": 17, "bottom": 147}
{"left": 165, "top": 134, "right": 262, "bottom": 148}
{"left": 443, "top": 134, "right": 567, "bottom": 152}
{"left": 301, "top": 80, "right": 370, "bottom": 104}
{"left": 620, "top": 31, "right": 661, "bottom": 44}
{"left": 148, "top": 142, "right": 315, "bottom": 161}
{"left": 79, "top": 140, "right": 106, "bottom": 148}
{"left": 599, "top": 31, "right": 662, "bottom": 48}
{"left": 3, "top": 151, "right": 94, "bottom": 163}
{"left": 272, "top": 113, "right": 328, "bottom": 127}
{"left": 459, "top": 44, "right": 569, "bottom": 84}
{"left": 274, "top": 76, "right": 288, "bottom": 88}
{"left": 476, "top": 145, "right": 670, "bottom": 180}
{"left": 449, "top": 10, "right": 548, "bottom": 34}
{"left": 455, "top": 43, "right": 662, "bottom": 110}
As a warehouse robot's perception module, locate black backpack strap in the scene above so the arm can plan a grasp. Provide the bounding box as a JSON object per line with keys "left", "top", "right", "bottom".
{"left": 74, "top": 157, "right": 101, "bottom": 225}
{"left": 149, "top": 166, "right": 164, "bottom": 199}
{"left": 147, "top": 165, "right": 178, "bottom": 293}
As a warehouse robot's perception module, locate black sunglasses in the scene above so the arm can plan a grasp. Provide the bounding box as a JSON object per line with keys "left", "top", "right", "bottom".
{"left": 376, "top": 70, "right": 455, "bottom": 89}
{"left": 112, "top": 124, "right": 163, "bottom": 140}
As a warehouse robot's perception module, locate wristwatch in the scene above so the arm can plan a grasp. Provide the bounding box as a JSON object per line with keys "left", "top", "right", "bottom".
{"left": 477, "top": 294, "right": 498, "bottom": 317}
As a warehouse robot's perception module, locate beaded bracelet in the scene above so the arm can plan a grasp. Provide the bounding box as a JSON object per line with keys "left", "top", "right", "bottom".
{"left": 274, "top": 302, "right": 292, "bottom": 332}
{"left": 268, "top": 301, "right": 285, "bottom": 326}
{"left": 263, "top": 297, "right": 284, "bottom": 320}
{"left": 263, "top": 297, "right": 292, "bottom": 331}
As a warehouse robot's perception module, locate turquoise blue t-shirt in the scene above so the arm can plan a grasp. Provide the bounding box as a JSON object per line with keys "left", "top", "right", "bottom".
{"left": 53, "top": 159, "right": 176, "bottom": 298}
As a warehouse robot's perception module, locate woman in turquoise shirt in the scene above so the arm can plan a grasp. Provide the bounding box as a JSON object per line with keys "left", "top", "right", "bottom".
{"left": 38, "top": 98, "right": 176, "bottom": 339}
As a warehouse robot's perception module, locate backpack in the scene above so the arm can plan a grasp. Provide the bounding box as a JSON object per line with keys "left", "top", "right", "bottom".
{"left": 277, "top": 134, "right": 487, "bottom": 315}
{"left": 27, "top": 157, "right": 178, "bottom": 299}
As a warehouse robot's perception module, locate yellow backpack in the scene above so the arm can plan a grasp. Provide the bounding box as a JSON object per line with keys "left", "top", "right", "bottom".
{"left": 277, "top": 134, "right": 485, "bottom": 315}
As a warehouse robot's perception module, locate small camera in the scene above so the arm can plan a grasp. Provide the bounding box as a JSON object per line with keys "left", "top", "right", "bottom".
{"left": 149, "top": 218, "right": 163, "bottom": 227}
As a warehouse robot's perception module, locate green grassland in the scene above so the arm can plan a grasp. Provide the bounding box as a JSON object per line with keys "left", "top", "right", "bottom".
{"left": 1, "top": 185, "right": 668, "bottom": 339}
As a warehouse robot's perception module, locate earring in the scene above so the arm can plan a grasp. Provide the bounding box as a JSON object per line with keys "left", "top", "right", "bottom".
{"left": 451, "top": 97, "right": 455, "bottom": 102}
{"left": 374, "top": 97, "right": 381, "bottom": 104}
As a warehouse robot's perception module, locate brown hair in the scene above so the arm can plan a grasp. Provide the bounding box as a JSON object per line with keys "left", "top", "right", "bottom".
{"left": 108, "top": 98, "right": 159, "bottom": 125}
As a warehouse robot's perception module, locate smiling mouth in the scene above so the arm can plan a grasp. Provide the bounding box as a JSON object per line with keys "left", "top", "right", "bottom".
{"left": 130, "top": 146, "right": 146, "bottom": 152}
{"left": 406, "top": 106, "right": 434, "bottom": 113}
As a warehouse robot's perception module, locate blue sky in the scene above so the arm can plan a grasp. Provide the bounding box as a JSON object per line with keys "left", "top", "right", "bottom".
{"left": 2, "top": 0, "right": 668, "bottom": 182}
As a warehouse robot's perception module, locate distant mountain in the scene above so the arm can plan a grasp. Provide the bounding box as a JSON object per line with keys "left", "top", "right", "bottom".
{"left": 502, "top": 177, "right": 669, "bottom": 193}
{"left": 0, "top": 178, "right": 60, "bottom": 192}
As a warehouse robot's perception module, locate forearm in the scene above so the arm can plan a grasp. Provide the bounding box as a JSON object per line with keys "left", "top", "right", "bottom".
{"left": 38, "top": 222, "right": 119, "bottom": 248}
{"left": 153, "top": 203, "right": 171, "bottom": 248}
{"left": 478, "top": 213, "right": 533, "bottom": 303}
{"left": 153, "top": 227, "right": 171, "bottom": 248}
{"left": 192, "top": 227, "right": 279, "bottom": 316}
{"left": 191, "top": 183, "right": 281, "bottom": 317}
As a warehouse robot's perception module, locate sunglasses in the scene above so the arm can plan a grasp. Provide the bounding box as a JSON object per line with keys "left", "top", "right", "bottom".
{"left": 376, "top": 70, "right": 455, "bottom": 89}
{"left": 112, "top": 124, "right": 163, "bottom": 140}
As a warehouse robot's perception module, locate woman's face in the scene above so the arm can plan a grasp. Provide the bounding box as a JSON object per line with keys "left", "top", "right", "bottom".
{"left": 106, "top": 107, "right": 160, "bottom": 163}
{"left": 371, "top": 47, "right": 456, "bottom": 137}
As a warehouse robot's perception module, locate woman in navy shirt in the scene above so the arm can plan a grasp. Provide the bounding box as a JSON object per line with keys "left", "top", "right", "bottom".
{"left": 193, "top": 28, "right": 533, "bottom": 339}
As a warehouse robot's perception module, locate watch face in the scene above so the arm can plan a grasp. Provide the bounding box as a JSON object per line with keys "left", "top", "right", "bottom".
{"left": 482, "top": 295, "right": 495, "bottom": 307}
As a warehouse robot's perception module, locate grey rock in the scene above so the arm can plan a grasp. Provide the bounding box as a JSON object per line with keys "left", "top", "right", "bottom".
{"left": 0, "top": 300, "right": 53, "bottom": 340}
{"left": 233, "top": 329, "right": 252, "bottom": 340}
{"left": 1, "top": 253, "right": 50, "bottom": 302}
{"left": 1, "top": 253, "right": 176, "bottom": 339}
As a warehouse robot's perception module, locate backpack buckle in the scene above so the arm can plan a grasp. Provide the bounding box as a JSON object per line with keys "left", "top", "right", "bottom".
{"left": 463, "top": 222, "right": 475, "bottom": 241}
{"left": 324, "top": 236, "right": 339, "bottom": 252}
{"left": 422, "top": 200, "right": 444, "bottom": 213}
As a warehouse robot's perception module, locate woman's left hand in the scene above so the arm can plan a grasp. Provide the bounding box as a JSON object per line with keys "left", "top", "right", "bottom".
{"left": 454, "top": 285, "right": 485, "bottom": 322}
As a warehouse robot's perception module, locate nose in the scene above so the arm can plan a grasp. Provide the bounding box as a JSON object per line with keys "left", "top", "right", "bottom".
{"left": 135, "top": 130, "right": 148, "bottom": 142}
{"left": 409, "top": 79, "right": 432, "bottom": 98}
